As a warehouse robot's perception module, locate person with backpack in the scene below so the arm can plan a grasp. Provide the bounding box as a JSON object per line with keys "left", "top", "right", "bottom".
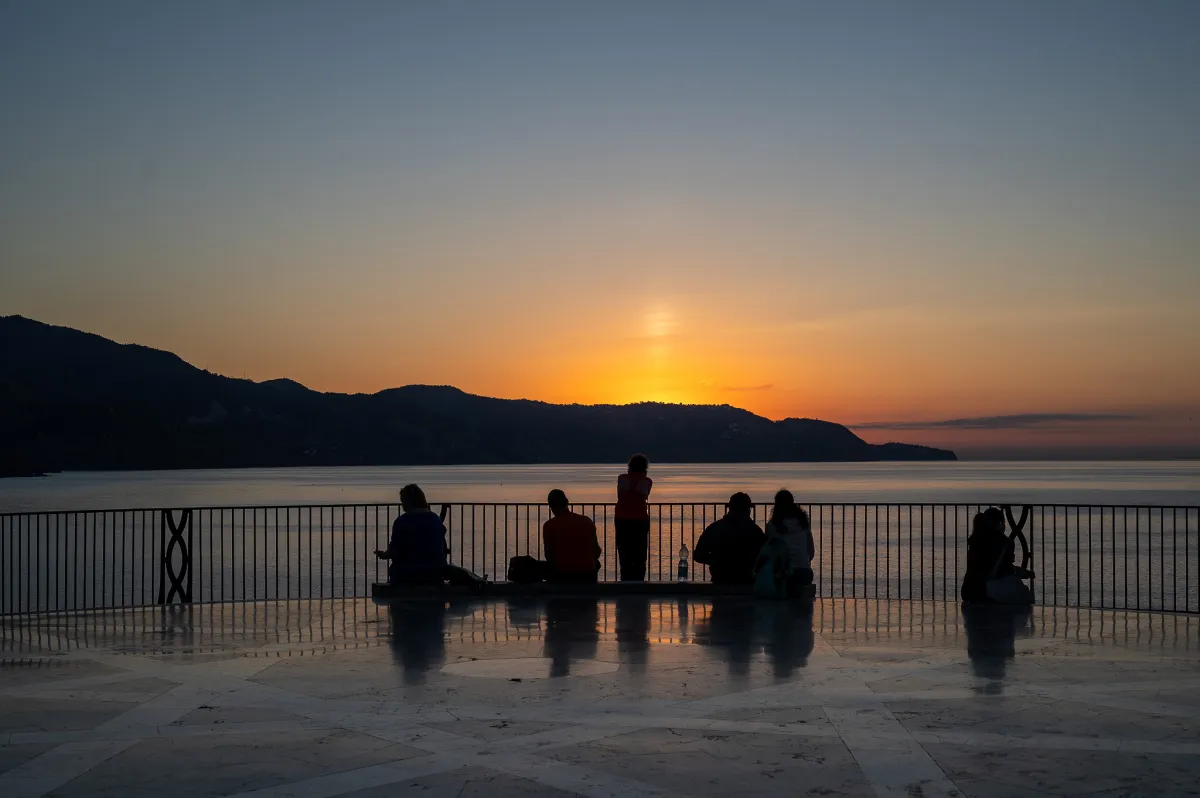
{"left": 754, "top": 489, "right": 815, "bottom": 598}
{"left": 614, "top": 454, "right": 653, "bottom": 581}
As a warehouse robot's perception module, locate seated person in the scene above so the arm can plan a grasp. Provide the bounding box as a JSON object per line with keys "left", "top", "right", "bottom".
{"left": 764, "top": 489, "right": 815, "bottom": 594}
{"left": 961, "top": 507, "right": 1034, "bottom": 604}
{"left": 375, "top": 484, "right": 447, "bottom": 585}
{"left": 693, "top": 492, "right": 766, "bottom": 585}
{"left": 542, "top": 489, "right": 602, "bottom": 583}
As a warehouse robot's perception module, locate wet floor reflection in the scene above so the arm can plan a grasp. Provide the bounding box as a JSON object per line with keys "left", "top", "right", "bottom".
{"left": 382, "top": 596, "right": 820, "bottom": 681}
{"left": 543, "top": 597, "right": 600, "bottom": 677}
{"left": 693, "top": 598, "right": 816, "bottom": 679}
{"left": 615, "top": 596, "right": 652, "bottom": 665}
{"left": 387, "top": 598, "right": 481, "bottom": 685}
{"left": 377, "top": 597, "right": 1064, "bottom": 687}
{"left": 961, "top": 603, "right": 1034, "bottom": 692}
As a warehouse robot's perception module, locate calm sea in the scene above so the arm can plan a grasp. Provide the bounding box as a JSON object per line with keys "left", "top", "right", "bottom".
{"left": 3, "top": 462, "right": 1199, "bottom": 615}
{"left": 2, "top": 461, "right": 1199, "bottom": 513}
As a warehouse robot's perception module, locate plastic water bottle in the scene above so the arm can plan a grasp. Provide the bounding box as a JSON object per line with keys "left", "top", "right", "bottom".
{"left": 677, "top": 543, "right": 689, "bottom": 582}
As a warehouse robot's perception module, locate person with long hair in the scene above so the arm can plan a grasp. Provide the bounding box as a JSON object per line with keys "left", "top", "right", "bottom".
{"left": 764, "top": 489, "right": 815, "bottom": 594}
{"left": 614, "top": 454, "right": 652, "bottom": 581}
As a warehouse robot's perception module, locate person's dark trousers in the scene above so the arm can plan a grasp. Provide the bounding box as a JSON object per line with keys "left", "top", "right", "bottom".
{"left": 615, "top": 519, "right": 650, "bottom": 581}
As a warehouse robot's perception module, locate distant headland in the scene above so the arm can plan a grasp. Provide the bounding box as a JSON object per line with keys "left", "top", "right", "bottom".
{"left": 0, "top": 315, "right": 955, "bottom": 476}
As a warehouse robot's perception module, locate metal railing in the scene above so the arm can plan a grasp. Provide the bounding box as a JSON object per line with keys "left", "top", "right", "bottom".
{"left": 2, "top": 502, "right": 1197, "bottom": 615}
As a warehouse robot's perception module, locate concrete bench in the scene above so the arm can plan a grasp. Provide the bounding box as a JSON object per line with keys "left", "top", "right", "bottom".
{"left": 370, "top": 581, "right": 817, "bottom": 599}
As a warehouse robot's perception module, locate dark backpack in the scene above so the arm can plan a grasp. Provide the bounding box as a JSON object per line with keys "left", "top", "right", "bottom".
{"left": 507, "top": 555, "right": 548, "bottom": 583}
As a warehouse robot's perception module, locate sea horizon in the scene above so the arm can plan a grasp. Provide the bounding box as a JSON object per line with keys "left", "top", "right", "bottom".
{"left": 4, "top": 460, "right": 1199, "bottom": 514}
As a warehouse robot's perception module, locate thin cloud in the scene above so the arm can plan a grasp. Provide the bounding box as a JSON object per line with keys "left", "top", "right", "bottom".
{"left": 722, "top": 384, "right": 774, "bottom": 392}
{"left": 852, "top": 413, "right": 1144, "bottom": 431}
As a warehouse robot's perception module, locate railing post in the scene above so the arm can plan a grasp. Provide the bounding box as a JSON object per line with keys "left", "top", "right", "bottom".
{"left": 157, "top": 509, "right": 193, "bottom": 605}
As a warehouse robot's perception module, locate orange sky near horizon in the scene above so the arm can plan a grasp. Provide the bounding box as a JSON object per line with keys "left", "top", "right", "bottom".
{"left": 3, "top": 3, "right": 1200, "bottom": 458}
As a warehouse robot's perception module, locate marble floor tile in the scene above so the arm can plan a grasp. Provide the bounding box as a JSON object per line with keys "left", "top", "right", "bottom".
{"left": 46, "top": 729, "right": 426, "bottom": 798}
{"left": 337, "top": 765, "right": 578, "bottom": 798}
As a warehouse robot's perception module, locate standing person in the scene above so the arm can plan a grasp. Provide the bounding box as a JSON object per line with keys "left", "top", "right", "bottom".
{"left": 374, "top": 484, "right": 447, "bottom": 585}
{"left": 542, "top": 489, "right": 602, "bottom": 584}
{"left": 764, "top": 489, "right": 815, "bottom": 594}
{"left": 693, "top": 492, "right": 766, "bottom": 585}
{"left": 614, "top": 454, "right": 653, "bottom": 581}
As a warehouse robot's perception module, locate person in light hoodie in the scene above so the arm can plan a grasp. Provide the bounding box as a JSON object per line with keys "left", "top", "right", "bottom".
{"left": 764, "top": 489, "right": 815, "bottom": 593}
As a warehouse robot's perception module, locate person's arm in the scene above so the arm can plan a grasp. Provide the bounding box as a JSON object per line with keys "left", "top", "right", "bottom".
{"left": 637, "top": 477, "right": 651, "bottom": 498}
{"left": 542, "top": 521, "right": 556, "bottom": 568}
{"left": 806, "top": 528, "right": 815, "bottom": 562}
{"left": 375, "top": 516, "right": 401, "bottom": 560}
{"left": 590, "top": 521, "right": 602, "bottom": 560}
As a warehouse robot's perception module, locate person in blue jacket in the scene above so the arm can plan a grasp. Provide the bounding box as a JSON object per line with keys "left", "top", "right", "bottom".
{"left": 375, "top": 484, "right": 447, "bottom": 585}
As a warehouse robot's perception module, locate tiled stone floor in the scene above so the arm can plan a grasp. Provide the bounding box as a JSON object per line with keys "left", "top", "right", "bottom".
{"left": 2, "top": 598, "right": 1199, "bottom": 797}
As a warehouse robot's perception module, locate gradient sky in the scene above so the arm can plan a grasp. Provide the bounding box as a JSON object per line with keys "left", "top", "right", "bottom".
{"left": 2, "top": 1, "right": 1199, "bottom": 458}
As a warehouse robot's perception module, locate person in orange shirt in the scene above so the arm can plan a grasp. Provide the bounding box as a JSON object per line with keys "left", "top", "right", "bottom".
{"left": 542, "top": 489, "right": 602, "bottom": 583}
{"left": 614, "top": 453, "right": 652, "bottom": 581}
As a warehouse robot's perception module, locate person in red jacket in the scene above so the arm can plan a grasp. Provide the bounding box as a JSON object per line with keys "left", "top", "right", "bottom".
{"left": 542, "top": 489, "right": 602, "bottom": 583}
{"left": 614, "top": 454, "right": 652, "bottom": 581}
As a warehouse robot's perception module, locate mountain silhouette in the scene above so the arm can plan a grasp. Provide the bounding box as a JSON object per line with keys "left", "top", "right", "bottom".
{"left": 0, "top": 315, "right": 954, "bottom": 475}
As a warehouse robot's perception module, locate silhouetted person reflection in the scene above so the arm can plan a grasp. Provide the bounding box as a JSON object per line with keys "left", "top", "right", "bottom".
{"left": 387, "top": 599, "right": 447, "bottom": 685}
{"left": 699, "top": 598, "right": 759, "bottom": 678}
{"left": 542, "top": 597, "right": 600, "bottom": 677}
{"left": 761, "top": 600, "right": 816, "bottom": 679}
{"left": 615, "top": 596, "right": 651, "bottom": 666}
{"left": 961, "top": 603, "right": 1032, "bottom": 691}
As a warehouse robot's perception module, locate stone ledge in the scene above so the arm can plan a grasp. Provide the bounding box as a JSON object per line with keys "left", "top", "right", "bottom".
{"left": 370, "top": 581, "right": 817, "bottom": 599}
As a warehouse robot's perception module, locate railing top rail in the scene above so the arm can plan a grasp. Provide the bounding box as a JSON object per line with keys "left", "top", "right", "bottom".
{"left": 1, "top": 501, "right": 1199, "bottom": 518}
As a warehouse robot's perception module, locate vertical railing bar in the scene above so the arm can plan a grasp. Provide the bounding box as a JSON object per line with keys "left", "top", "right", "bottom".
{"left": 886, "top": 504, "right": 891, "bottom": 600}
{"left": 874, "top": 505, "right": 880, "bottom": 599}
{"left": 953, "top": 505, "right": 960, "bottom": 604}
{"left": 601, "top": 504, "right": 607, "bottom": 580}
{"left": 939, "top": 504, "right": 944, "bottom": 601}
{"left": 1160, "top": 507, "right": 1166, "bottom": 613}
{"left": 1080, "top": 506, "right": 1089, "bottom": 607}
{"left": 1052, "top": 505, "right": 1058, "bottom": 607}
{"left": 917, "top": 504, "right": 923, "bottom": 602}
{"left": 1136, "top": 507, "right": 1141, "bottom": 611}
{"left": 907, "top": 504, "right": 914, "bottom": 601}
{"left": 1036, "top": 505, "right": 1043, "bottom": 606}
{"left": 1172, "top": 507, "right": 1178, "bottom": 613}
{"left": 1087, "top": 505, "right": 1093, "bottom": 608}
{"left": 275, "top": 507, "right": 281, "bottom": 601}
{"left": 657, "top": 504, "right": 663, "bottom": 582}
{"left": 1118, "top": 505, "right": 1124, "bottom": 609}
{"left": 82, "top": 511, "right": 90, "bottom": 610}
